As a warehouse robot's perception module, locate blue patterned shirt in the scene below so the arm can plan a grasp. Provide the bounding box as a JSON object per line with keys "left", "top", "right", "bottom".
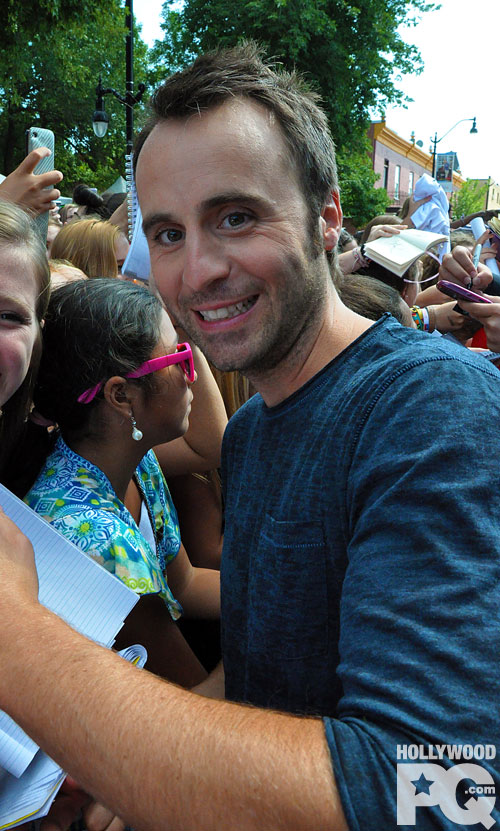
{"left": 25, "top": 436, "right": 182, "bottom": 619}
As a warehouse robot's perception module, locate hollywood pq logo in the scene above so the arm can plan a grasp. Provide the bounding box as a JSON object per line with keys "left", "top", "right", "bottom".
{"left": 397, "top": 744, "right": 497, "bottom": 828}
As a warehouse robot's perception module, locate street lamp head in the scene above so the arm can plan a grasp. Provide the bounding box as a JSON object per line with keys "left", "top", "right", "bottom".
{"left": 470, "top": 117, "right": 478, "bottom": 134}
{"left": 92, "top": 108, "right": 109, "bottom": 138}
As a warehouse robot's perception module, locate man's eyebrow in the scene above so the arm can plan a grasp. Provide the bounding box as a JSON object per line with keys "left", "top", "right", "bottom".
{"left": 142, "top": 193, "right": 269, "bottom": 237}
{"left": 142, "top": 213, "right": 175, "bottom": 237}
{"left": 200, "top": 192, "right": 268, "bottom": 213}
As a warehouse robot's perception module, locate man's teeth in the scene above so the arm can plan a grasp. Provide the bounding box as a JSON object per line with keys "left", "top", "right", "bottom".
{"left": 199, "top": 297, "right": 255, "bottom": 321}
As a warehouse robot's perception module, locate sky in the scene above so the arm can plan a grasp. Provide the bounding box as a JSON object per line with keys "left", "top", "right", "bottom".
{"left": 134, "top": 0, "right": 500, "bottom": 184}
{"left": 134, "top": 0, "right": 164, "bottom": 47}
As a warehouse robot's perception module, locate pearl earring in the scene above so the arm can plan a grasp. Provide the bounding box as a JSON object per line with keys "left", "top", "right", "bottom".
{"left": 130, "top": 413, "right": 143, "bottom": 442}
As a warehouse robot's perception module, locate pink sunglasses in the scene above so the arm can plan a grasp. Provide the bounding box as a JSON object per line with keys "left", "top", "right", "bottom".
{"left": 77, "top": 343, "right": 195, "bottom": 404}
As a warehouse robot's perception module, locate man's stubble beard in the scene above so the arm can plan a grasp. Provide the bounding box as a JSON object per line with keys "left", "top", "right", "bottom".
{"left": 175, "top": 247, "right": 330, "bottom": 378}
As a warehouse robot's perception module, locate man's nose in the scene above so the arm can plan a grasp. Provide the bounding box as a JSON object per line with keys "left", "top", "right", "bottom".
{"left": 182, "top": 233, "right": 231, "bottom": 292}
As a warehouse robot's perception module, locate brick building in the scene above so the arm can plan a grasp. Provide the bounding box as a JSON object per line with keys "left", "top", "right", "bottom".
{"left": 368, "top": 119, "right": 464, "bottom": 211}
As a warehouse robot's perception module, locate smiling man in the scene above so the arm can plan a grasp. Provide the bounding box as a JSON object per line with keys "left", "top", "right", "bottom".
{"left": 0, "top": 43, "right": 499, "bottom": 831}
{"left": 136, "top": 98, "right": 341, "bottom": 394}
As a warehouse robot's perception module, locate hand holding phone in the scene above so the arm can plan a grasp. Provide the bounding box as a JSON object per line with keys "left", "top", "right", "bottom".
{"left": 25, "top": 127, "right": 60, "bottom": 241}
{"left": 0, "top": 146, "right": 61, "bottom": 216}
{"left": 438, "top": 279, "right": 500, "bottom": 351}
{"left": 437, "top": 280, "right": 493, "bottom": 304}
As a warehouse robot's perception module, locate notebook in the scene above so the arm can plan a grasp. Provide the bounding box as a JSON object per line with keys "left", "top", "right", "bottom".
{"left": 364, "top": 229, "right": 449, "bottom": 277}
{"left": 0, "top": 484, "right": 141, "bottom": 828}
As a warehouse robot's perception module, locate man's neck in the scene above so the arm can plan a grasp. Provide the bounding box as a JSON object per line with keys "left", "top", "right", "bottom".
{"left": 247, "top": 294, "right": 373, "bottom": 407}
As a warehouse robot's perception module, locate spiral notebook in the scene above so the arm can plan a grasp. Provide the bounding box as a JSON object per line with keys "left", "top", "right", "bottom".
{"left": 122, "top": 153, "right": 151, "bottom": 282}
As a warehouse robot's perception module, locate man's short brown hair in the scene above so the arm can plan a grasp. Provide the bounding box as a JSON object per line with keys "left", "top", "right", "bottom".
{"left": 134, "top": 42, "right": 338, "bottom": 223}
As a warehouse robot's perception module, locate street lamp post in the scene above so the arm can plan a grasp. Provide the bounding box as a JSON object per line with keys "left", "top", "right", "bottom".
{"left": 92, "top": 0, "right": 145, "bottom": 156}
{"left": 431, "top": 117, "right": 477, "bottom": 178}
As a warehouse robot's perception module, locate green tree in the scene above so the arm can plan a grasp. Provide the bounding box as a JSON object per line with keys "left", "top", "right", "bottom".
{"left": 337, "top": 144, "right": 388, "bottom": 227}
{"left": 150, "top": 0, "right": 438, "bottom": 155}
{"left": 0, "top": 1, "right": 150, "bottom": 192}
{"left": 451, "top": 179, "right": 488, "bottom": 221}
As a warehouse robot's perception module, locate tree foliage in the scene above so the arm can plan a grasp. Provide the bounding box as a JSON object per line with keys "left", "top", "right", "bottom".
{"left": 0, "top": 1, "right": 150, "bottom": 192}
{"left": 337, "top": 144, "right": 388, "bottom": 226}
{"left": 451, "top": 179, "right": 488, "bottom": 221}
{"left": 3, "top": 0, "right": 99, "bottom": 44}
{"left": 149, "top": 0, "right": 438, "bottom": 225}
{"left": 150, "top": 0, "right": 438, "bottom": 155}
{"left": 1, "top": 0, "right": 439, "bottom": 212}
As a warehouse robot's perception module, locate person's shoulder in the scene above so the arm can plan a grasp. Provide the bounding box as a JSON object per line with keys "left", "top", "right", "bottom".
{"left": 320, "top": 317, "right": 500, "bottom": 438}
{"left": 353, "top": 316, "right": 500, "bottom": 385}
{"left": 386, "top": 323, "right": 500, "bottom": 383}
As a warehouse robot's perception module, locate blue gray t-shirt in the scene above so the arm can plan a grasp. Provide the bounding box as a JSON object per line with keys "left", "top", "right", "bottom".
{"left": 221, "top": 316, "right": 500, "bottom": 830}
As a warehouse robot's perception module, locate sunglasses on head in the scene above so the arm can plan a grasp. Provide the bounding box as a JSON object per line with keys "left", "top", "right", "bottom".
{"left": 77, "top": 343, "right": 195, "bottom": 404}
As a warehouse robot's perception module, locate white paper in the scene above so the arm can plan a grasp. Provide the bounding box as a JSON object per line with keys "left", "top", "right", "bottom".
{"left": 0, "top": 484, "right": 139, "bottom": 823}
{"left": 470, "top": 217, "right": 500, "bottom": 278}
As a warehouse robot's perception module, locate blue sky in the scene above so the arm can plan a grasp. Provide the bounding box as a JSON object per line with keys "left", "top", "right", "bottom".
{"left": 134, "top": 0, "right": 500, "bottom": 184}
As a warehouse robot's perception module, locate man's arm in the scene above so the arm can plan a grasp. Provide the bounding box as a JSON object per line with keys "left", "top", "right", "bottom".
{"left": 0, "top": 510, "right": 347, "bottom": 831}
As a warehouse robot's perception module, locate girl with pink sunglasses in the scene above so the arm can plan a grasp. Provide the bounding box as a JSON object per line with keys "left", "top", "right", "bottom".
{"left": 15, "top": 278, "right": 220, "bottom": 687}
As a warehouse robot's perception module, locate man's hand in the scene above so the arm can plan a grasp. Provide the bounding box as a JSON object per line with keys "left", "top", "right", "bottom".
{"left": 0, "top": 149, "right": 63, "bottom": 215}
{"left": 439, "top": 245, "right": 493, "bottom": 292}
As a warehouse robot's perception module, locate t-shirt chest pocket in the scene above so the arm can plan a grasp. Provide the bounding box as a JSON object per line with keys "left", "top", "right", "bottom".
{"left": 248, "top": 515, "right": 329, "bottom": 660}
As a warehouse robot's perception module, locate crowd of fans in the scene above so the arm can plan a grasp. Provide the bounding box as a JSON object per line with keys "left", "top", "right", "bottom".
{"left": 0, "top": 43, "right": 499, "bottom": 830}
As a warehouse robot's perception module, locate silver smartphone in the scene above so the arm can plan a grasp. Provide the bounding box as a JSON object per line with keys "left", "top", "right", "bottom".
{"left": 25, "top": 126, "right": 55, "bottom": 242}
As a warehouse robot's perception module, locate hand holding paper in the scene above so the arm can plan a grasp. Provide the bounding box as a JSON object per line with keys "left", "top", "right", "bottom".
{"left": 363, "top": 229, "right": 448, "bottom": 277}
{"left": 0, "top": 485, "right": 139, "bottom": 829}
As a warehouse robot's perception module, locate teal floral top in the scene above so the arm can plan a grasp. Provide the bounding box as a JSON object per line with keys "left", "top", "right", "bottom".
{"left": 25, "top": 436, "right": 183, "bottom": 620}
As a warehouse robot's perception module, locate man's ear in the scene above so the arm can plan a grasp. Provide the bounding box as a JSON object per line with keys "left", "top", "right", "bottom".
{"left": 320, "top": 189, "right": 343, "bottom": 251}
{"left": 102, "top": 376, "right": 134, "bottom": 417}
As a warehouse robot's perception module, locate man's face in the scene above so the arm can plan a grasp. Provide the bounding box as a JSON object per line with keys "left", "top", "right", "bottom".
{"left": 136, "top": 98, "right": 338, "bottom": 374}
